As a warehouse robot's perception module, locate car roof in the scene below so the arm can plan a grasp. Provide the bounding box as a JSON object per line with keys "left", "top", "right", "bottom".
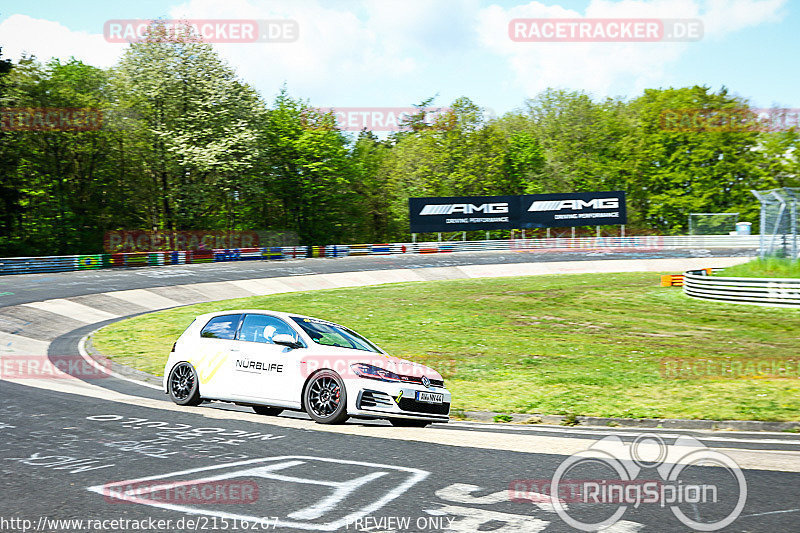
{"left": 195, "top": 309, "right": 324, "bottom": 323}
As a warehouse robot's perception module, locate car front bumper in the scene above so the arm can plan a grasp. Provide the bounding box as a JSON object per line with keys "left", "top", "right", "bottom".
{"left": 346, "top": 379, "right": 451, "bottom": 422}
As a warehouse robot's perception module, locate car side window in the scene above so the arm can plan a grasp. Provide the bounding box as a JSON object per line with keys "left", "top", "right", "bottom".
{"left": 238, "top": 314, "right": 299, "bottom": 345}
{"left": 200, "top": 314, "right": 242, "bottom": 340}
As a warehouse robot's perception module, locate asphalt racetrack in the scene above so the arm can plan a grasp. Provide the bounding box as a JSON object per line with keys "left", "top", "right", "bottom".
{"left": 3, "top": 247, "right": 800, "bottom": 533}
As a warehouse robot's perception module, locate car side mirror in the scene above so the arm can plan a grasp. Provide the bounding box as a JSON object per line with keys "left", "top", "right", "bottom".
{"left": 273, "top": 334, "right": 301, "bottom": 349}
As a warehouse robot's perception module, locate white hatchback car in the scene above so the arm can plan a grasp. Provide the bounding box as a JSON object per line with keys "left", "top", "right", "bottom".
{"left": 163, "top": 310, "right": 451, "bottom": 426}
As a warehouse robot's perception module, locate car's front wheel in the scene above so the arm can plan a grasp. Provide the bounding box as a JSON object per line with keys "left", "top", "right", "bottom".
{"left": 304, "top": 370, "right": 349, "bottom": 424}
{"left": 168, "top": 362, "right": 202, "bottom": 406}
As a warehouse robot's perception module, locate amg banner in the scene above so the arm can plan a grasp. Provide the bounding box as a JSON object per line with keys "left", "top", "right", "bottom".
{"left": 408, "top": 191, "right": 626, "bottom": 233}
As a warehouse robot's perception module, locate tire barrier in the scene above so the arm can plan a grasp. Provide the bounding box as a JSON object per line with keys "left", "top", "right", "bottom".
{"left": 0, "top": 247, "right": 303, "bottom": 275}
{"left": 661, "top": 267, "right": 725, "bottom": 286}
{"left": 683, "top": 269, "right": 800, "bottom": 308}
{"left": 0, "top": 234, "right": 758, "bottom": 276}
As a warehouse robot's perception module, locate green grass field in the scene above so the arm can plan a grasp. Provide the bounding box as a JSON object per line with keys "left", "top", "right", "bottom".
{"left": 719, "top": 257, "right": 800, "bottom": 278}
{"left": 92, "top": 272, "right": 800, "bottom": 421}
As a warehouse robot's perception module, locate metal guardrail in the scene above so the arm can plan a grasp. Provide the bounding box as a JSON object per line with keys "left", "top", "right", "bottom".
{"left": 683, "top": 270, "right": 800, "bottom": 308}
{"left": 0, "top": 234, "right": 758, "bottom": 276}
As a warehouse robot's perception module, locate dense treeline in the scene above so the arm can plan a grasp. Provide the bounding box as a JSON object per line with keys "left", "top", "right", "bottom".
{"left": 0, "top": 30, "right": 798, "bottom": 256}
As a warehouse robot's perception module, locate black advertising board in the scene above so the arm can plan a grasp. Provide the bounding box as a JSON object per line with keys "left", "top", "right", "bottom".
{"left": 408, "top": 191, "right": 626, "bottom": 233}
{"left": 520, "top": 191, "right": 627, "bottom": 228}
{"left": 408, "top": 195, "right": 518, "bottom": 233}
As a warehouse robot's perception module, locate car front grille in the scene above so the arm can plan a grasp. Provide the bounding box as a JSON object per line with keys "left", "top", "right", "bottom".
{"left": 358, "top": 390, "right": 393, "bottom": 409}
{"left": 398, "top": 375, "right": 445, "bottom": 388}
{"left": 398, "top": 398, "right": 450, "bottom": 416}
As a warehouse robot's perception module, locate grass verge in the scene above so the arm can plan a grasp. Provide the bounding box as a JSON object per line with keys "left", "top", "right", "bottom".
{"left": 92, "top": 272, "right": 800, "bottom": 421}
{"left": 719, "top": 257, "right": 800, "bottom": 278}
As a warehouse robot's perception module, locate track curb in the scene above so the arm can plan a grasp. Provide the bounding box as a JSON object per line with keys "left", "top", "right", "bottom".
{"left": 457, "top": 410, "right": 800, "bottom": 433}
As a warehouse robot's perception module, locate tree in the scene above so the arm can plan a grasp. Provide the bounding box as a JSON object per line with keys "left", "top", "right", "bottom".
{"left": 629, "top": 86, "right": 770, "bottom": 232}
{"left": 0, "top": 56, "right": 118, "bottom": 254}
{"left": 350, "top": 131, "right": 395, "bottom": 241}
{"left": 258, "top": 89, "right": 353, "bottom": 244}
{"left": 112, "top": 22, "right": 266, "bottom": 232}
{"left": 0, "top": 47, "right": 17, "bottom": 254}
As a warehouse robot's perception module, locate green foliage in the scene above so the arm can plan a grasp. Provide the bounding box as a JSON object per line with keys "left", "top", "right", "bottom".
{"left": 0, "top": 30, "right": 796, "bottom": 254}
{"left": 627, "top": 86, "right": 770, "bottom": 232}
{"left": 493, "top": 414, "right": 513, "bottom": 423}
{"left": 720, "top": 257, "right": 800, "bottom": 278}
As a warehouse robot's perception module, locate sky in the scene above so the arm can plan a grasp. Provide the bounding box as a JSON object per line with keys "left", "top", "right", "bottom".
{"left": 0, "top": 0, "right": 797, "bottom": 116}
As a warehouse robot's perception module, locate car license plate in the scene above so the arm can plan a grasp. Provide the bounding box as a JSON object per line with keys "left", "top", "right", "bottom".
{"left": 416, "top": 391, "right": 443, "bottom": 404}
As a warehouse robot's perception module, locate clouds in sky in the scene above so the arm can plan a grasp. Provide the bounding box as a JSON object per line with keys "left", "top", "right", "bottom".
{"left": 478, "top": 0, "right": 787, "bottom": 98}
{"left": 0, "top": 14, "right": 120, "bottom": 68}
{"left": 0, "top": 0, "right": 788, "bottom": 110}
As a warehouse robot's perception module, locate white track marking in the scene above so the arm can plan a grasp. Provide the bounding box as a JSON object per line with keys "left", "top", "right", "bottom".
{"left": 0, "top": 332, "right": 49, "bottom": 356}
{"left": 436, "top": 483, "right": 561, "bottom": 512}
{"left": 599, "top": 520, "right": 646, "bottom": 532}
{"left": 102, "top": 289, "right": 181, "bottom": 310}
{"left": 738, "top": 508, "right": 800, "bottom": 518}
{"left": 87, "top": 456, "right": 428, "bottom": 532}
{"left": 23, "top": 299, "right": 119, "bottom": 323}
{"left": 425, "top": 504, "right": 549, "bottom": 532}
{"left": 186, "top": 281, "right": 261, "bottom": 300}
{"left": 448, "top": 422, "right": 800, "bottom": 447}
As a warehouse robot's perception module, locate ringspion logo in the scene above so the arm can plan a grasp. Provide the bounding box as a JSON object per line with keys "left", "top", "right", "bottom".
{"left": 519, "top": 434, "right": 747, "bottom": 531}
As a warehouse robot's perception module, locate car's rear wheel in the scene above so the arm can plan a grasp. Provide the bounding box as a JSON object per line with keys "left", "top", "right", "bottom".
{"left": 304, "top": 370, "right": 349, "bottom": 424}
{"left": 168, "top": 362, "right": 202, "bottom": 406}
{"left": 252, "top": 405, "right": 283, "bottom": 416}
{"left": 390, "top": 419, "right": 430, "bottom": 428}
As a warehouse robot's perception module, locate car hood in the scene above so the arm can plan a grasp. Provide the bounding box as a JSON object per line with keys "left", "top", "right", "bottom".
{"left": 299, "top": 345, "right": 443, "bottom": 381}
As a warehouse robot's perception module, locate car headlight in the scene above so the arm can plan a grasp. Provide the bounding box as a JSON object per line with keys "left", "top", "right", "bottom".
{"left": 351, "top": 363, "right": 401, "bottom": 382}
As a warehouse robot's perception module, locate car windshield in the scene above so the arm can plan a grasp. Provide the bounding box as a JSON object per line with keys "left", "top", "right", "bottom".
{"left": 291, "top": 317, "right": 381, "bottom": 353}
